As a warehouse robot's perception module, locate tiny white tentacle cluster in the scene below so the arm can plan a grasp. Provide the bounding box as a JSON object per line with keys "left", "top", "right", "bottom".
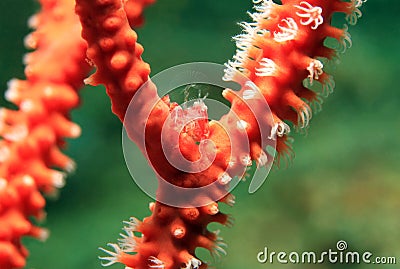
{"left": 118, "top": 229, "right": 136, "bottom": 252}
{"left": 123, "top": 217, "right": 141, "bottom": 232}
{"left": 223, "top": 23, "right": 258, "bottom": 81}
{"left": 346, "top": 0, "right": 367, "bottom": 25}
{"left": 245, "top": 80, "right": 259, "bottom": 92}
{"left": 117, "top": 217, "right": 141, "bottom": 252}
{"left": 182, "top": 257, "right": 202, "bottom": 269}
{"left": 148, "top": 256, "right": 165, "bottom": 269}
{"left": 294, "top": 1, "right": 324, "bottom": 30}
{"left": 269, "top": 121, "right": 290, "bottom": 140}
{"left": 255, "top": 58, "right": 277, "bottom": 77}
{"left": 306, "top": 59, "right": 324, "bottom": 84}
{"left": 222, "top": 61, "right": 241, "bottom": 81}
{"left": 297, "top": 104, "right": 313, "bottom": 129}
{"left": 355, "top": 0, "right": 367, "bottom": 6}
{"left": 274, "top": 17, "right": 299, "bottom": 42}
{"left": 338, "top": 24, "right": 352, "bottom": 53}
{"left": 242, "top": 88, "right": 257, "bottom": 100}
{"left": 241, "top": 154, "right": 252, "bottom": 167}
{"left": 99, "top": 243, "right": 123, "bottom": 267}
{"left": 218, "top": 172, "right": 232, "bottom": 185}
{"left": 211, "top": 236, "right": 228, "bottom": 259}
{"left": 224, "top": 0, "right": 273, "bottom": 81}
{"left": 238, "top": 81, "right": 260, "bottom": 100}
{"left": 252, "top": 0, "right": 274, "bottom": 22}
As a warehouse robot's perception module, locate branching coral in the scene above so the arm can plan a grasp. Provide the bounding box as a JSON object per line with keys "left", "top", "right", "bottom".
{"left": 0, "top": 0, "right": 90, "bottom": 267}
{"left": 74, "top": 0, "right": 366, "bottom": 269}
{"left": 0, "top": 0, "right": 366, "bottom": 268}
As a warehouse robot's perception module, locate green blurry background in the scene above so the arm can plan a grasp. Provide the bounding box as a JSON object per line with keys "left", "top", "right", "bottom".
{"left": 1, "top": 0, "right": 399, "bottom": 268}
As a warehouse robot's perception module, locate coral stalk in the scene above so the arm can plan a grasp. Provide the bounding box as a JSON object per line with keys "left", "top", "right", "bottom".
{"left": 0, "top": 0, "right": 90, "bottom": 267}
{"left": 76, "top": 1, "right": 235, "bottom": 268}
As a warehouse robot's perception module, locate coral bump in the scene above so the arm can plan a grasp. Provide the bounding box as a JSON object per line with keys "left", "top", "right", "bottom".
{"left": 0, "top": 0, "right": 91, "bottom": 268}
{"left": 75, "top": 0, "right": 366, "bottom": 269}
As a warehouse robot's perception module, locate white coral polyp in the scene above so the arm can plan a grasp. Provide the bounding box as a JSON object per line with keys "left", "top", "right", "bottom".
{"left": 148, "top": 256, "right": 165, "bottom": 269}
{"left": 355, "top": 0, "right": 367, "bottom": 7}
{"left": 255, "top": 58, "right": 276, "bottom": 77}
{"left": 252, "top": 0, "right": 273, "bottom": 21}
{"left": 222, "top": 61, "right": 240, "bottom": 81}
{"left": 182, "top": 257, "right": 202, "bottom": 269}
{"left": 99, "top": 243, "right": 123, "bottom": 267}
{"left": 306, "top": 59, "right": 323, "bottom": 84}
{"left": 294, "top": 1, "right": 324, "bottom": 30}
{"left": 346, "top": 0, "right": 367, "bottom": 25}
{"left": 118, "top": 229, "right": 136, "bottom": 252}
{"left": 338, "top": 25, "right": 352, "bottom": 53}
{"left": 269, "top": 121, "right": 290, "bottom": 140}
{"left": 297, "top": 104, "right": 312, "bottom": 129}
{"left": 242, "top": 88, "right": 256, "bottom": 100}
{"left": 274, "top": 17, "right": 298, "bottom": 42}
{"left": 123, "top": 217, "right": 140, "bottom": 232}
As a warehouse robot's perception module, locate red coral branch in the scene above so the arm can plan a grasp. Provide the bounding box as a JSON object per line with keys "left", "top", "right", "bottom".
{"left": 0, "top": 0, "right": 90, "bottom": 267}
{"left": 223, "top": 0, "right": 366, "bottom": 165}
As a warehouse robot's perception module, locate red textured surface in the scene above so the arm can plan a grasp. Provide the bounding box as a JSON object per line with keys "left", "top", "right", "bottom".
{"left": 76, "top": 0, "right": 152, "bottom": 122}
{"left": 0, "top": 0, "right": 90, "bottom": 267}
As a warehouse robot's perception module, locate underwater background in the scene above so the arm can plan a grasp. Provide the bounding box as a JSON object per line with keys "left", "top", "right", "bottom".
{"left": 0, "top": 0, "right": 399, "bottom": 268}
